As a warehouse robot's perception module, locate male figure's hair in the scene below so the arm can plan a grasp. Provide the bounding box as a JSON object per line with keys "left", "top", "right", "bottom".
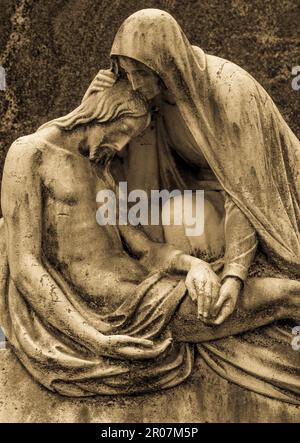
{"left": 38, "top": 79, "right": 149, "bottom": 131}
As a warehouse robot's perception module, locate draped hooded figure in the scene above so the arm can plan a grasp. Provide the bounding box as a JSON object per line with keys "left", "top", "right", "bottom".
{"left": 104, "top": 9, "right": 300, "bottom": 403}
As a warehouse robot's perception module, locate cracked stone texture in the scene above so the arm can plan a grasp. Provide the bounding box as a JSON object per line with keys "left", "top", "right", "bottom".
{"left": 0, "top": 0, "right": 300, "bottom": 206}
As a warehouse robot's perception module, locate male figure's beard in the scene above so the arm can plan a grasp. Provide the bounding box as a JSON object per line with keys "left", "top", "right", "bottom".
{"left": 89, "top": 145, "right": 115, "bottom": 167}
{"left": 89, "top": 146, "right": 117, "bottom": 189}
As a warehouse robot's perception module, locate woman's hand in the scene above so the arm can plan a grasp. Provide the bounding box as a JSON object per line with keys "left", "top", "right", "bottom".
{"left": 209, "top": 276, "right": 242, "bottom": 325}
{"left": 98, "top": 334, "right": 173, "bottom": 360}
{"left": 185, "top": 262, "right": 221, "bottom": 321}
{"left": 82, "top": 69, "right": 117, "bottom": 101}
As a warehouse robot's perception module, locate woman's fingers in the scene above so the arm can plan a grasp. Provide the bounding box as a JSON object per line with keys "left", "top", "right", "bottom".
{"left": 198, "top": 272, "right": 220, "bottom": 319}
{"left": 208, "top": 280, "right": 222, "bottom": 316}
{"left": 187, "top": 275, "right": 216, "bottom": 319}
{"left": 82, "top": 69, "right": 117, "bottom": 100}
{"left": 88, "top": 86, "right": 101, "bottom": 95}
{"left": 186, "top": 265, "right": 222, "bottom": 320}
{"left": 190, "top": 278, "right": 207, "bottom": 319}
{"left": 90, "top": 78, "right": 115, "bottom": 93}
{"left": 185, "top": 274, "right": 198, "bottom": 303}
{"left": 212, "top": 290, "right": 230, "bottom": 316}
{"left": 97, "top": 79, "right": 116, "bottom": 88}
{"left": 99, "top": 69, "right": 117, "bottom": 79}
{"left": 97, "top": 70, "right": 117, "bottom": 85}
{"left": 202, "top": 280, "right": 213, "bottom": 318}
{"left": 211, "top": 301, "right": 235, "bottom": 325}
{"left": 101, "top": 76, "right": 117, "bottom": 85}
{"left": 196, "top": 281, "right": 206, "bottom": 317}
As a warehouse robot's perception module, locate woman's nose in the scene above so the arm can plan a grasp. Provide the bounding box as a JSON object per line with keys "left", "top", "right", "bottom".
{"left": 128, "top": 74, "right": 143, "bottom": 91}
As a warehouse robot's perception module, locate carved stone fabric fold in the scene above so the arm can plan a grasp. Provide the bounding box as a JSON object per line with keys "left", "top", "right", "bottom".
{"left": 0, "top": 223, "right": 193, "bottom": 397}
{"left": 197, "top": 323, "right": 300, "bottom": 405}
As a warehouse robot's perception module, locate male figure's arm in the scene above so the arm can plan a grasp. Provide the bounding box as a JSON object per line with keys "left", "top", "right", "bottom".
{"left": 119, "top": 222, "right": 215, "bottom": 273}
{"left": 104, "top": 167, "right": 192, "bottom": 273}
{"left": 104, "top": 168, "right": 221, "bottom": 320}
{"left": 119, "top": 223, "right": 221, "bottom": 318}
{"left": 1, "top": 141, "right": 168, "bottom": 359}
{"left": 118, "top": 223, "right": 184, "bottom": 271}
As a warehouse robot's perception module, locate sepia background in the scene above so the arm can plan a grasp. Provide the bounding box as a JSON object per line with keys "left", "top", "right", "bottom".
{"left": 0, "top": 0, "right": 300, "bottom": 203}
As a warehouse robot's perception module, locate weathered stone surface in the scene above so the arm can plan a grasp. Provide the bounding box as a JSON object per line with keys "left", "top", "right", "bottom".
{"left": 0, "top": 0, "right": 300, "bottom": 208}
{"left": 0, "top": 349, "right": 299, "bottom": 423}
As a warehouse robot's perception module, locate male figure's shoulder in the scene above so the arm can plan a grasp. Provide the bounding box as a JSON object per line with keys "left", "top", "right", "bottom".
{"left": 1, "top": 134, "right": 46, "bottom": 214}
{"left": 5, "top": 133, "right": 46, "bottom": 175}
{"left": 2, "top": 135, "right": 47, "bottom": 207}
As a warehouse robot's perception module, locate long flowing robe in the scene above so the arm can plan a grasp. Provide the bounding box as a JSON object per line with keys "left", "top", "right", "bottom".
{"left": 111, "top": 9, "right": 300, "bottom": 274}
{"left": 110, "top": 9, "right": 300, "bottom": 404}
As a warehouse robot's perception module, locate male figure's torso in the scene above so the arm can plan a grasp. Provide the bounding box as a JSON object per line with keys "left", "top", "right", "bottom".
{"left": 24, "top": 135, "right": 147, "bottom": 310}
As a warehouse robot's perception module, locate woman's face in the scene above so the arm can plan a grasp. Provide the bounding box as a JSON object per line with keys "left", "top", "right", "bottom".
{"left": 118, "top": 56, "right": 162, "bottom": 100}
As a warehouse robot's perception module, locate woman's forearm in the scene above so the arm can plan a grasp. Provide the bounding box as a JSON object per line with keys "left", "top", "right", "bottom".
{"left": 222, "top": 192, "right": 258, "bottom": 282}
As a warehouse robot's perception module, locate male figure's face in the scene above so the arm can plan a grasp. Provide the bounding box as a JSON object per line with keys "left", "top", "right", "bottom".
{"left": 118, "top": 56, "right": 162, "bottom": 101}
{"left": 86, "top": 115, "right": 150, "bottom": 165}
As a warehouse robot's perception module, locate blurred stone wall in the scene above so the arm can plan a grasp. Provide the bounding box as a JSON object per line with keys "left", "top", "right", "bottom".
{"left": 0, "top": 0, "right": 300, "bottom": 198}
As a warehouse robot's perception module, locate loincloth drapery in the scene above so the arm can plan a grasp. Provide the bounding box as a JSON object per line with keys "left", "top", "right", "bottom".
{"left": 0, "top": 251, "right": 194, "bottom": 397}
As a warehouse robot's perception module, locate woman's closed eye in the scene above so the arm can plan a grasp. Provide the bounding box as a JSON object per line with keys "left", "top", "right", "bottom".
{"left": 123, "top": 69, "right": 150, "bottom": 78}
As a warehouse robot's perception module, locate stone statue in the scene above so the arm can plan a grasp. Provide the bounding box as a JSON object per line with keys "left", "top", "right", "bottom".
{"left": 85, "top": 9, "right": 300, "bottom": 324}
{"left": 0, "top": 77, "right": 299, "bottom": 400}
{"left": 0, "top": 9, "right": 299, "bottom": 404}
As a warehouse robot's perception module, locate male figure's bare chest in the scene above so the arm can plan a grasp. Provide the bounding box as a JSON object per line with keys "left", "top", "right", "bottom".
{"left": 41, "top": 149, "right": 105, "bottom": 212}
{"left": 40, "top": 149, "right": 118, "bottom": 262}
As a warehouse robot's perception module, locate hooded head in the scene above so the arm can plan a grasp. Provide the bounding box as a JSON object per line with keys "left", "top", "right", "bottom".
{"left": 111, "top": 9, "right": 207, "bottom": 107}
